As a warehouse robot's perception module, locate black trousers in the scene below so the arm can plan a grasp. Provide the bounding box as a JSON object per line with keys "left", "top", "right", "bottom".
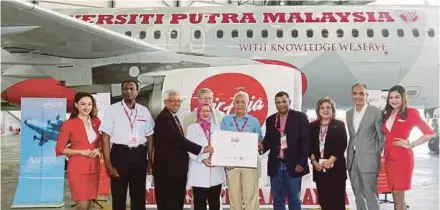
{"left": 154, "top": 173, "right": 187, "bottom": 210}
{"left": 110, "top": 144, "right": 147, "bottom": 210}
{"left": 192, "top": 184, "right": 222, "bottom": 210}
{"left": 316, "top": 176, "right": 346, "bottom": 210}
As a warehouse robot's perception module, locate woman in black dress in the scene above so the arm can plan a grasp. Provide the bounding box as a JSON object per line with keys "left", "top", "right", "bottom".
{"left": 309, "top": 96, "right": 348, "bottom": 210}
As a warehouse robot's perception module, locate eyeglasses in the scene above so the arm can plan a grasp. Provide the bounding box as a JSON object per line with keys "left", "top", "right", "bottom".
{"left": 167, "top": 99, "right": 183, "bottom": 104}
{"left": 200, "top": 97, "right": 213, "bottom": 100}
{"left": 319, "top": 106, "right": 332, "bottom": 110}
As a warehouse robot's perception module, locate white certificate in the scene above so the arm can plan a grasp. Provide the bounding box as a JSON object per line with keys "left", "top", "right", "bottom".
{"left": 210, "top": 130, "right": 258, "bottom": 168}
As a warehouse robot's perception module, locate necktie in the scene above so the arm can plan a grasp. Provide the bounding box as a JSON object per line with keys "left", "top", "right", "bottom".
{"left": 174, "top": 116, "right": 184, "bottom": 135}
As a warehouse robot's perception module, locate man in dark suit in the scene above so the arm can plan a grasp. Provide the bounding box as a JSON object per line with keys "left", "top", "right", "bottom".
{"left": 261, "top": 91, "right": 310, "bottom": 210}
{"left": 153, "top": 89, "right": 213, "bottom": 210}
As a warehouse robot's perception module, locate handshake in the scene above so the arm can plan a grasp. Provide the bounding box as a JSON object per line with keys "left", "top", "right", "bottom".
{"left": 202, "top": 146, "right": 214, "bottom": 167}
{"left": 202, "top": 145, "right": 214, "bottom": 154}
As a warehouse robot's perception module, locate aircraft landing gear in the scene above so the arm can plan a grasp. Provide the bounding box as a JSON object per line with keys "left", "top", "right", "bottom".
{"left": 424, "top": 108, "right": 439, "bottom": 155}
{"left": 428, "top": 119, "right": 439, "bottom": 155}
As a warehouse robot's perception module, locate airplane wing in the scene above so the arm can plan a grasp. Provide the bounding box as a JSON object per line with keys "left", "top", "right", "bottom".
{"left": 1, "top": 0, "right": 166, "bottom": 59}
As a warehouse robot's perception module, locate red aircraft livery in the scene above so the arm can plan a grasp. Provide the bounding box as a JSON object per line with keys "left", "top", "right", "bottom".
{"left": 72, "top": 11, "right": 396, "bottom": 25}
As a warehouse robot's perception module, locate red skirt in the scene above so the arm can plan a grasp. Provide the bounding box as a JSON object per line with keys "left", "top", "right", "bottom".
{"left": 384, "top": 151, "right": 414, "bottom": 191}
{"left": 67, "top": 171, "right": 99, "bottom": 201}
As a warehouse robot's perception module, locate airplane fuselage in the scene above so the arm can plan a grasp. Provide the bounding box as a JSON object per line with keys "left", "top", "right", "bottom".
{"left": 62, "top": 5, "right": 439, "bottom": 110}
{"left": 2, "top": 5, "right": 438, "bottom": 111}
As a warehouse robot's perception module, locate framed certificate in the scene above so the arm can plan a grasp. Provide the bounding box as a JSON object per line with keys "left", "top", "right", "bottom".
{"left": 210, "top": 130, "right": 258, "bottom": 168}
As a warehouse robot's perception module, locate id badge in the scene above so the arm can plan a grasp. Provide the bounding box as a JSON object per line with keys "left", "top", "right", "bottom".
{"left": 280, "top": 135, "right": 287, "bottom": 149}
{"left": 129, "top": 131, "right": 139, "bottom": 147}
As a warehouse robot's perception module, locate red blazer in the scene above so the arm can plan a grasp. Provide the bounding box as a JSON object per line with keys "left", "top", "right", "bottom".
{"left": 56, "top": 117, "right": 101, "bottom": 174}
{"left": 382, "top": 108, "right": 435, "bottom": 159}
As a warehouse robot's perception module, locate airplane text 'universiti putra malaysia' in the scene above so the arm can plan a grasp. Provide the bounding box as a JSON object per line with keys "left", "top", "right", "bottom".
{"left": 71, "top": 11, "right": 396, "bottom": 25}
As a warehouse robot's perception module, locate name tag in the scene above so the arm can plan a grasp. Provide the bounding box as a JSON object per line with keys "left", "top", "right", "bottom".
{"left": 280, "top": 135, "right": 287, "bottom": 149}
{"left": 129, "top": 131, "right": 139, "bottom": 147}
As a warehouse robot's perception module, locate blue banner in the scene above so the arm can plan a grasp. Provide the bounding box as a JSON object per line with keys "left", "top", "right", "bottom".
{"left": 12, "top": 98, "right": 66, "bottom": 208}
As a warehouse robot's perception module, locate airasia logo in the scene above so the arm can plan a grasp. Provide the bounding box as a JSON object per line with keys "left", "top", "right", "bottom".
{"left": 398, "top": 11, "right": 418, "bottom": 22}
{"left": 190, "top": 73, "right": 268, "bottom": 125}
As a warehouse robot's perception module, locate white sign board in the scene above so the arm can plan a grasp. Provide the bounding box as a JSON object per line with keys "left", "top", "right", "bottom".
{"left": 210, "top": 130, "right": 258, "bottom": 168}
{"left": 367, "top": 90, "right": 389, "bottom": 110}
{"left": 92, "top": 93, "right": 111, "bottom": 121}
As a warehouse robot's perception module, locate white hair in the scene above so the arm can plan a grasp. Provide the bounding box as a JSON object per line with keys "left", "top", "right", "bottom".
{"left": 163, "top": 89, "right": 180, "bottom": 101}
{"left": 198, "top": 88, "right": 213, "bottom": 99}
{"left": 233, "top": 91, "right": 249, "bottom": 105}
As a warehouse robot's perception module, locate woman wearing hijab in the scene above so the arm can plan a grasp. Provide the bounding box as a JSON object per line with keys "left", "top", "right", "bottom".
{"left": 186, "top": 103, "right": 226, "bottom": 210}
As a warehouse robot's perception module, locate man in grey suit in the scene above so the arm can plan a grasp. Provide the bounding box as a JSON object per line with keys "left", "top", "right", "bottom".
{"left": 346, "top": 83, "right": 385, "bottom": 210}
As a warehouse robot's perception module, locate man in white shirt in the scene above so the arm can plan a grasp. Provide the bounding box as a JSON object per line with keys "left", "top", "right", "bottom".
{"left": 346, "top": 83, "right": 385, "bottom": 210}
{"left": 100, "top": 79, "right": 154, "bottom": 210}
{"left": 183, "top": 88, "right": 225, "bottom": 134}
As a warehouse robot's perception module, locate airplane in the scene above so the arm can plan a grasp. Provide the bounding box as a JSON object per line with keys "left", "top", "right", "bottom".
{"left": 1, "top": 0, "right": 439, "bottom": 120}
{"left": 23, "top": 114, "right": 62, "bottom": 146}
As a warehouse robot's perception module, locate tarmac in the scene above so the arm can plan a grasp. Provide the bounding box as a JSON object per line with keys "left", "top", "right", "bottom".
{"left": 1, "top": 135, "right": 439, "bottom": 210}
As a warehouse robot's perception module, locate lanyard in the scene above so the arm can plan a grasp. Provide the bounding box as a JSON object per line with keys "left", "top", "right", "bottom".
{"left": 274, "top": 114, "right": 287, "bottom": 134}
{"left": 122, "top": 102, "right": 137, "bottom": 130}
{"left": 319, "top": 125, "right": 328, "bottom": 157}
{"left": 319, "top": 125, "right": 328, "bottom": 141}
{"left": 233, "top": 117, "right": 248, "bottom": 132}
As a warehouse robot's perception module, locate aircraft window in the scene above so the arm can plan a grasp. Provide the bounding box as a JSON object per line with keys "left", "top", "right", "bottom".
{"left": 291, "top": 29, "right": 298, "bottom": 38}
{"left": 217, "top": 30, "right": 224, "bottom": 38}
{"left": 337, "top": 29, "right": 344, "bottom": 38}
{"left": 170, "top": 30, "right": 178, "bottom": 39}
{"left": 232, "top": 30, "right": 239, "bottom": 38}
{"left": 194, "top": 30, "right": 201, "bottom": 39}
{"left": 306, "top": 29, "right": 313, "bottom": 38}
{"left": 125, "top": 31, "right": 131, "bottom": 36}
{"left": 247, "top": 30, "right": 253, "bottom": 38}
{"left": 367, "top": 29, "right": 374, "bottom": 37}
{"left": 277, "top": 29, "right": 283, "bottom": 38}
{"left": 352, "top": 29, "right": 359, "bottom": 38}
{"left": 262, "top": 29, "right": 268, "bottom": 38}
{"left": 397, "top": 29, "right": 404, "bottom": 37}
{"left": 382, "top": 29, "right": 389, "bottom": 37}
{"left": 412, "top": 29, "right": 420, "bottom": 37}
{"left": 139, "top": 31, "right": 146, "bottom": 39}
{"left": 427, "top": 28, "right": 435, "bottom": 37}
{"left": 322, "top": 29, "right": 329, "bottom": 38}
{"left": 154, "top": 30, "right": 161, "bottom": 39}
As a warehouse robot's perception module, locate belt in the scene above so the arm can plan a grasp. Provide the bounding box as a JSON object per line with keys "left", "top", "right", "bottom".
{"left": 113, "top": 143, "right": 147, "bottom": 150}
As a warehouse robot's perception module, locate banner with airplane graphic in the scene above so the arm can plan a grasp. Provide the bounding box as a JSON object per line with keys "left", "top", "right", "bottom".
{"left": 11, "top": 98, "right": 66, "bottom": 208}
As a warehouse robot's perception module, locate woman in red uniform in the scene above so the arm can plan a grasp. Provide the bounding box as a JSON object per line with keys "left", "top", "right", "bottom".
{"left": 381, "top": 85, "right": 435, "bottom": 210}
{"left": 56, "top": 92, "right": 101, "bottom": 210}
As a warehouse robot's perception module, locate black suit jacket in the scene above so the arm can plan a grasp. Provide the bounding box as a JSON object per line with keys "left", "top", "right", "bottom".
{"left": 262, "top": 109, "right": 310, "bottom": 178}
{"left": 153, "top": 108, "right": 202, "bottom": 178}
{"left": 309, "top": 119, "right": 348, "bottom": 182}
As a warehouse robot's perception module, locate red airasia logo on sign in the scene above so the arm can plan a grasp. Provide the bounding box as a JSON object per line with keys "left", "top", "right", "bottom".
{"left": 190, "top": 73, "right": 268, "bottom": 125}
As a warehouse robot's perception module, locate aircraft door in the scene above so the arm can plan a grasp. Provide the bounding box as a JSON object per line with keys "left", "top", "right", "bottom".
{"left": 166, "top": 27, "right": 182, "bottom": 50}
{"left": 190, "top": 27, "right": 205, "bottom": 52}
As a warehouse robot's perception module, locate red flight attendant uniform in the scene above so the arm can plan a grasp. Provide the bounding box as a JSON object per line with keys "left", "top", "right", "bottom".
{"left": 382, "top": 108, "right": 434, "bottom": 191}
{"left": 56, "top": 117, "right": 101, "bottom": 201}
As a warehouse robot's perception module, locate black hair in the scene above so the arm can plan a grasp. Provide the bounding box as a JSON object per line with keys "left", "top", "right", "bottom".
{"left": 274, "top": 91, "right": 290, "bottom": 100}
{"left": 382, "top": 85, "right": 408, "bottom": 122}
{"left": 121, "top": 79, "right": 139, "bottom": 90}
{"left": 70, "top": 92, "right": 97, "bottom": 119}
